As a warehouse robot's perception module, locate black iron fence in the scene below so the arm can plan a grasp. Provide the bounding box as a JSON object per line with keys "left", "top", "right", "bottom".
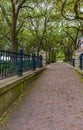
{"left": 0, "top": 49, "right": 42, "bottom": 80}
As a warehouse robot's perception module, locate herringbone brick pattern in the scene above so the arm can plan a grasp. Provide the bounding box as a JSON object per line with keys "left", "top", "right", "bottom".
{"left": 1, "top": 63, "right": 83, "bottom": 130}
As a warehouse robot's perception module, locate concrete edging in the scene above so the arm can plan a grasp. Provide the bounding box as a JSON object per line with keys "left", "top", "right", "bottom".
{"left": 0, "top": 68, "right": 45, "bottom": 116}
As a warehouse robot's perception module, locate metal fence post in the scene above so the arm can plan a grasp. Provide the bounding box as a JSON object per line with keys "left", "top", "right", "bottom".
{"left": 72, "top": 58, "right": 75, "bottom": 67}
{"left": 17, "top": 48, "right": 23, "bottom": 76}
{"left": 39, "top": 55, "right": 42, "bottom": 68}
{"left": 80, "top": 53, "right": 83, "bottom": 70}
{"left": 32, "top": 52, "right": 36, "bottom": 71}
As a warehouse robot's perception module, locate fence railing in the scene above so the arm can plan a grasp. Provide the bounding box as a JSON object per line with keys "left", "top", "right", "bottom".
{"left": 0, "top": 49, "right": 42, "bottom": 80}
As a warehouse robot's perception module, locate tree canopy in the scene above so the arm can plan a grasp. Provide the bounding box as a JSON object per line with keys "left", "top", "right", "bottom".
{"left": 0, "top": 0, "right": 83, "bottom": 61}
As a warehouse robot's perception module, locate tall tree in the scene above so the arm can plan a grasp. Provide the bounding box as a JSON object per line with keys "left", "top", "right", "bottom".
{"left": 0, "top": 0, "right": 34, "bottom": 51}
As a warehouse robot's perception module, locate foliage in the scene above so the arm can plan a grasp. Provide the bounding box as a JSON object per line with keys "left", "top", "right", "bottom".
{"left": 0, "top": 0, "right": 83, "bottom": 61}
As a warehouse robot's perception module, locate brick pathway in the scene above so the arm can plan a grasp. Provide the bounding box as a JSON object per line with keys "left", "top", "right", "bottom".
{"left": 0, "top": 62, "right": 83, "bottom": 130}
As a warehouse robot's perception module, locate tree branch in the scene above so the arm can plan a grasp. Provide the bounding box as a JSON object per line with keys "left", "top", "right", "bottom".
{"left": 17, "top": 0, "right": 27, "bottom": 13}
{"left": 74, "top": 0, "right": 80, "bottom": 19}
{"left": 61, "top": 0, "right": 83, "bottom": 20}
{"left": 20, "top": 5, "right": 35, "bottom": 9}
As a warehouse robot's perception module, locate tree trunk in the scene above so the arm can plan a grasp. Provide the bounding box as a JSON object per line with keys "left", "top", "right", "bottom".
{"left": 11, "top": 0, "right": 19, "bottom": 52}
{"left": 11, "top": 28, "right": 18, "bottom": 52}
{"left": 11, "top": 14, "right": 18, "bottom": 52}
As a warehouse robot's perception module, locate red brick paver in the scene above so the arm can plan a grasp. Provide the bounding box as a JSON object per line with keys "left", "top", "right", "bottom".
{"left": 0, "top": 63, "right": 83, "bottom": 130}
